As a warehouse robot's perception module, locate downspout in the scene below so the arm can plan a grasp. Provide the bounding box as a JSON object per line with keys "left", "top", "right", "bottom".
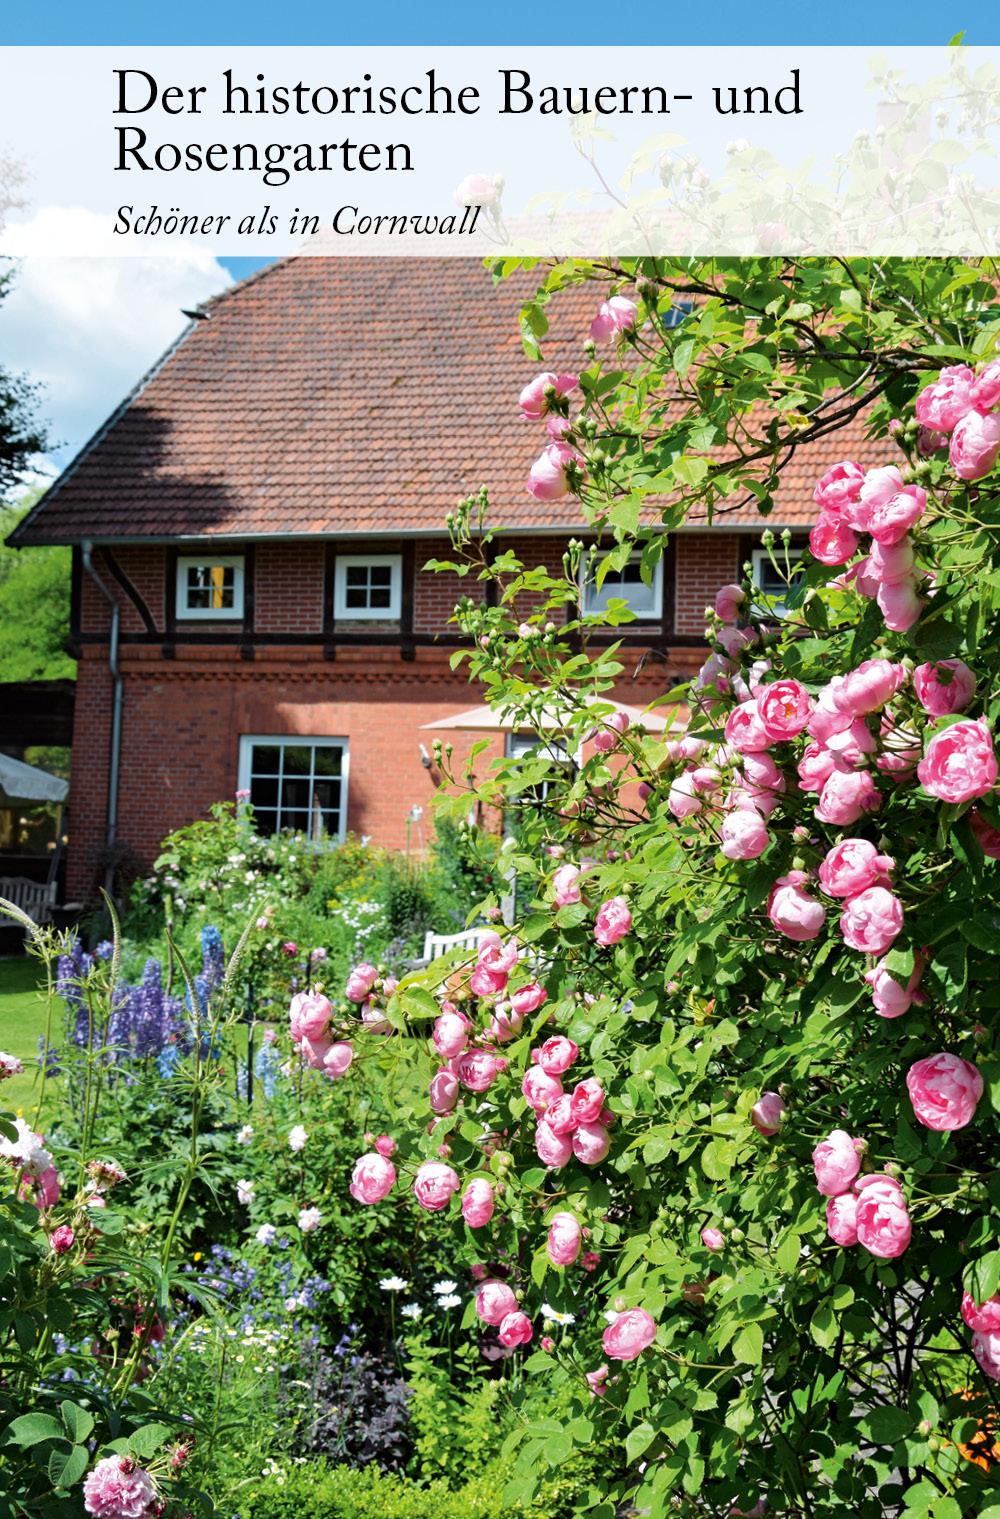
{"left": 81, "top": 542, "right": 123, "bottom": 896}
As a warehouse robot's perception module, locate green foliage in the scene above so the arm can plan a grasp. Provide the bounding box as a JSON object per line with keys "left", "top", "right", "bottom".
{"left": 0, "top": 497, "right": 74, "bottom": 681}
{"left": 0, "top": 272, "right": 48, "bottom": 504}
{"left": 237, "top": 1458, "right": 561, "bottom": 1519}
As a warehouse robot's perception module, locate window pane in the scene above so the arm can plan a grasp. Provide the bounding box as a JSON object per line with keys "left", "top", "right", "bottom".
{"left": 250, "top": 745, "right": 281, "bottom": 775}
{"left": 186, "top": 563, "right": 235, "bottom": 611}
{"left": 370, "top": 586, "right": 392, "bottom": 608}
{"left": 253, "top": 808, "right": 278, "bottom": 835}
{"left": 249, "top": 776, "right": 278, "bottom": 809}
{"left": 345, "top": 587, "right": 368, "bottom": 609}
{"left": 346, "top": 566, "right": 368, "bottom": 589}
{"left": 313, "top": 748, "right": 342, "bottom": 778}
{"left": 283, "top": 747, "right": 310, "bottom": 775}
{"left": 370, "top": 566, "right": 392, "bottom": 587}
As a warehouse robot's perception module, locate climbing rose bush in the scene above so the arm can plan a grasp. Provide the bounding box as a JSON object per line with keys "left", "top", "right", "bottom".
{"left": 329, "top": 258, "right": 1000, "bottom": 1517}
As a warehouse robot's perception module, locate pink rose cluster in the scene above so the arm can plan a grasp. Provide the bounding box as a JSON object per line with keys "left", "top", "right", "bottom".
{"left": 914, "top": 359, "right": 1000, "bottom": 481}
{"left": 811, "top": 462, "right": 927, "bottom": 632}
{"left": 474, "top": 1276, "right": 534, "bottom": 1348}
{"left": 813, "top": 1130, "right": 911, "bottom": 1260}
{"left": 288, "top": 989, "right": 354, "bottom": 1079}
{"left": 82, "top": 1455, "right": 157, "bottom": 1518}
{"left": 522, "top": 1038, "right": 615, "bottom": 1171}
{"left": 963, "top": 1288, "right": 1000, "bottom": 1382}
{"left": 519, "top": 368, "right": 583, "bottom": 502}
{"left": 343, "top": 960, "right": 398, "bottom": 1035}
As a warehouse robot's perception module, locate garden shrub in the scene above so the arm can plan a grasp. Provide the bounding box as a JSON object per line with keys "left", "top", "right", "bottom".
{"left": 236, "top": 1458, "right": 554, "bottom": 1519}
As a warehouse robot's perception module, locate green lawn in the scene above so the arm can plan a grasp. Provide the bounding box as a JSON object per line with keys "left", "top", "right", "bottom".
{"left": 0, "top": 955, "right": 56, "bottom": 1119}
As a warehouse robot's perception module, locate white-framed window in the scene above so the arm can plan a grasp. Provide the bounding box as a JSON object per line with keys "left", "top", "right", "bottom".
{"left": 581, "top": 553, "right": 663, "bottom": 621}
{"left": 176, "top": 555, "right": 245, "bottom": 620}
{"left": 238, "top": 736, "right": 349, "bottom": 843}
{"left": 751, "top": 547, "right": 805, "bottom": 616}
{"left": 333, "top": 554, "right": 402, "bottom": 620}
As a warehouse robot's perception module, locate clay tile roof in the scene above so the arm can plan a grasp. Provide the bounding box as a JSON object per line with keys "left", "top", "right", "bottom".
{"left": 11, "top": 258, "right": 895, "bottom": 546}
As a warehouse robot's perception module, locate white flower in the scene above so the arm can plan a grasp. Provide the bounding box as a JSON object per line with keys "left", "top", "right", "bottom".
{"left": 288, "top": 1125, "right": 308, "bottom": 1153}
{"left": 433, "top": 1279, "right": 458, "bottom": 1295}
{"left": 255, "top": 1223, "right": 277, "bottom": 1246}
{"left": 298, "top": 1206, "right": 322, "bottom": 1233}
{"left": 236, "top": 1179, "right": 255, "bottom": 1205}
{"left": 541, "top": 1304, "right": 576, "bottom": 1325}
{"left": 437, "top": 1294, "right": 462, "bottom": 1310}
{"left": 400, "top": 1303, "right": 422, "bottom": 1320}
{"left": 0, "top": 1117, "right": 52, "bottom": 1178}
{"left": 236, "top": 1125, "right": 254, "bottom": 1146}
{"left": 379, "top": 1276, "right": 409, "bottom": 1292}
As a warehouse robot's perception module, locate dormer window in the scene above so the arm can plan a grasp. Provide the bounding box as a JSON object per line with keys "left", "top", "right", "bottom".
{"left": 177, "top": 555, "right": 245, "bottom": 620}
{"left": 333, "top": 554, "right": 402, "bottom": 620}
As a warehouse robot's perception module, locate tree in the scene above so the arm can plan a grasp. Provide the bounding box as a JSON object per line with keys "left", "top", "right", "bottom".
{"left": 0, "top": 265, "right": 47, "bottom": 501}
{"left": 0, "top": 493, "right": 73, "bottom": 682}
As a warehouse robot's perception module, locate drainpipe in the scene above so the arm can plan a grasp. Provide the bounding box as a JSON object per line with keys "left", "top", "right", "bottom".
{"left": 81, "top": 542, "right": 123, "bottom": 896}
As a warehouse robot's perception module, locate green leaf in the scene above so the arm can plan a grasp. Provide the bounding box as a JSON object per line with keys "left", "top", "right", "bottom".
{"left": 625, "top": 1421, "right": 657, "bottom": 1463}
{"left": 48, "top": 1444, "right": 88, "bottom": 1490}
{"left": 126, "top": 1422, "right": 173, "bottom": 1459}
{"left": 731, "top": 1323, "right": 763, "bottom": 1364}
{"left": 861, "top": 1406, "right": 915, "bottom": 1445}
{"left": 59, "top": 1402, "right": 94, "bottom": 1444}
{"left": 6, "top": 1412, "right": 65, "bottom": 1446}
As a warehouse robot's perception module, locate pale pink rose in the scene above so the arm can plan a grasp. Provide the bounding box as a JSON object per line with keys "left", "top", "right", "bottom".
{"left": 725, "top": 700, "right": 772, "bottom": 753}
{"left": 299, "top": 1032, "right": 332, "bottom": 1070}
{"left": 963, "top": 1291, "right": 1000, "bottom": 1333}
{"left": 906, "top": 1052, "right": 983, "bottom": 1131}
{"left": 362, "top": 1005, "right": 391, "bottom": 1034}
{"left": 461, "top": 1176, "right": 495, "bottom": 1228}
{"left": 323, "top": 1041, "right": 354, "bottom": 1078}
{"left": 815, "top": 767, "right": 881, "bottom": 826}
{"left": 913, "top": 660, "right": 977, "bottom": 717}
{"left": 572, "top": 1122, "right": 611, "bottom": 1165}
{"left": 83, "top": 1455, "right": 156, "bottom": 1518}
{"left": 602, "top": 1307, "right": 657, "bottom": 1361}
{"left": 767, "top": 873, "right": 826, "bottom": 942}
{"left": 818, "top": 839, "right": 894, "bottom": 899}
{"left": 950, "top": 409, "right": 1000, "bottom": 481}
{"left": 876, "top": 576, "right": 923, "bottom": 632}
{"left": 478, "top": 931, "right": 519, "bottom": 974}
{"left": 865, "top": 954, "right": 924, "bottom": 1018}
{"left": 547, "top": 1211, "right": 583, "bottom": 1266}
{"left": 757, "top": 680, "right": 813, "bottom": 741}
{"left": 345, "top": 963, "right": 378, "bottom": 1003}
{"left": 594, "top": 897, "right": 631, "bottom": 946}
{"left": 456, "top": 1049, "right": 500, "bottom": 1092}
{"left": 971, "top": 358, "right": 1000, "bottom": 412}
{"left": 741, "top": 748, "right": 785, "bottom": 792}
{"left": 868, "top": 537, "right": 915, "bottom": 583}
{"left": 813, "top": 460, "right": 865, "bottom": 516}
{"left": 590, "top": 294, "right": 638, "bottom": 342}
{"left": 374, "top": 1134, "right": 396, "bottom": 1157}
{"left": 810, "top": 513, "right": 858, "bottom": 566}
{"left": 518, "top": 371, "right": 579, "bottom": 420}
{"left": 475, "top": 1278, "right": 518, "bottom": 1325}
{"left": 454, "top": 172, "right": 502, "bottom": 208}
{"left": 433, "top": 1010, "right": 471, "bottom": 1059}
{"left": 668, "top": 771, "right": 703, "bottom": 819}
{"left": 511, "top": 982, "right": 547, "bottom": 1016}
{"left": 469, "top": 963, "right": 507, "bottom": 998}
{"left": 544, "top": 1092, "right": 576, "bottom": 1135}
{"left": 536, "top": 1036, "right": 579, "bottom": 1076}
{"left": 570, "top": 1078, "right": 605, "bottom": 1126}
{"left": 720, "top": 809, "right": 770, "bottom": 860}
{"left": 974, "top": 1330, "right": 1000, "bottom": 1381}
{"left": 526, "top": 441, "right": 581, "bottom": 501}
{"left": 825, "top": 718, "right": 877, "bottom": 768}
{"left": 553, "top": 863, "right": 582, "bottom": 906}
{"left": 847, "top": 466, "right": 910, "bottom": 534}
{"left": 914, "top": 364, "right": 975, "bottom": 432}
{"left": 826, "top": 1192, "right": 859, "bottom": 1246}
{"left": 971, "top": 808, "right": 1000, "bottom": 859}
{"left": 715, "top": 583, "right": 746, "bottom": 622}
{"left": 546, "top": 415, "right": 572, "bottom": 441}
{"left": 918, "top": 718, "right": 998, "bottom": 803}
{"left": 50, "top": 1223, "right": 75, "bottom": 1254}
{"left": 522, "top": 1066, "right": 564, "bottom": 1114}
{"left": 413, "top": 1160, "right": 461, "bottom": 1211}
{"left": 797, "top": 742, "right": 838, "bottom": 794}
{"left": 488, "top": 1006, "right": 524, "bottom": 1043}
{"left": 498, "top": 1309, "right": 534, "bottom": 1347}
{"left": 751, "top": 1091, "right": 786, "bottom": 1136}
{"left": 839, "top": 885, "right": 903, "bottom": 955}
{"left": 429, "top": 1067, "right": 459, "bottom": 1114}
{"left": 812, "top": 1129, "right": 861, "bottom": 1196}
{"left": 586, "top": 1363, "right": 610, "bottom": 1396}
{"left": 289, "top": 990, "right": 333, "bottom": 1041}
{"left": 535, "top": 1119, "right": 573, "bottom": 1168}
{"left": 852, "top": 556, "right": 882, "bottom": 598}
{"left": 701, "top": 1227, "right": 725, "bottom": 1251}
{"left": 854, "top": 1181, "right": 911, "bottom": 1259}
{"left": 808, "top": 683, "right": 853, "bottom": 742}
{"left": 717, "top": 625, "right": 756, "bottom": 660}
{"left": 864, "top": 480, "right": 926, "bottom": 545}
{"left": 349, "top": 1152, "right": 396, "bottom": 1205}
{"left": 832, "top": 659, "right": 907, "bottom": 717}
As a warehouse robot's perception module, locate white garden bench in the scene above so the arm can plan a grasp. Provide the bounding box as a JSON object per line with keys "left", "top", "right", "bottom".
{"left": 421, "top": 927, "right": 482, "bottom": 963}
{"left": 0, "top": 877, "right": 57, "bottom": 930}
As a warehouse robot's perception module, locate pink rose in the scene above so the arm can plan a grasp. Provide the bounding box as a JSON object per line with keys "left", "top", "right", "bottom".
{"left": 668, "top": 771, "right": 703, "bottom": 819}
{"left": 469, "top": 963, "right": 507, "bottom": 998}
{"left": 547, "top": 1211, "right": 583, "bottom": 1266}
{"left": 864, "top": 479, "right": 926, "bottom": 546}
{"left": 869, "top": 537, "right": 915, "bottom": 583}
{"left": 971, "top": 808, "right": 1000, "bottom": 859}
{"left": 570, "top": 1078, "right": 605, "bottom": 1126}
{"left": 572, "top": 1122, "right": 611, "bottom": 1166}
{"left": 725, "top": 700, "right": 772, "bottom": 754}
{"left": 715, "top": 583, "right": 746, "bottom": 622}
{"left": 865, "top": 953, "right": 924, "bottom": 1019}
{"left": 518, "top": 371, "right": 578, "bottom": 420}
{"left": 797, "top": 742, "right": 838, "bottom": 794}
{"left": 918, "top": 718, "right": 998, "bottom": 803}
{"left": 826, "top": 1192, "right": 859, "bottom": 1246}
{"left": 349, "top": 1152, "right": 396, "bottom": 1205}
{"left": 553, "top": 863, "right": 582, "bottom": 906}
{"left": 300, "top": 1033, "right": 332, "bottom": 1070}
{"left": 876, "top": 576, "right": 923, "bottom": 633}
{"left": 971, "top": 358, "right": 1000, "bottom": 412}
{"left": 974, "top": 1330, "right": 1000, "bottom": 1382}
{"left": 812, "top": 1129, "right": 861, "bottom": 1196}
{"left": 456, "top": 1049, "right": 500, "bottom": 1093}
{"left": 594, "top": 897, "right": 631, "bottom": 946}
{"left": 511, "top": 982, "right": 547, "bottom": 1016}
{"left": 429, "top": 1067, "right": 459, "bottom": 1114}
{"left": 701, "top": 1227, "right": 725, "bottom": 1251}
{"left": 950, "top": 409, "right": 1000, "bottom": 481}
{"left": 767, "top": 873, "right": 826, "bottom": 942}
{"left": 914, "top": 364, "right": 975, "bottom": 432}
{"left": 454, "top": 172, "right": 501, "bottom": 207}
{"left": 545, "top": 1093, "right": 577, "bottom": 1135}
{"left": 815, "top": 767, "right": 881, "bottom": 826}
{"left": 475, "top": 1278, "right": 518, "bottom": 1325}
{"left": 839, "top": 885, "right": 903, "bottom": 955}
{"left": 602, "top": 1307, "right": 657, "bottom": 1362}
{"left": 826, "top": 718, "right": 876, "bottom": 769}
{"left": 913, "top": 660, "right": 977, "bottom": 717}
{"left": 586, "top": 1363, "right": 610, "bottom": 1395}
{"left": 478, "top": 931, "right": 519, "bottom": 974}
{"left": 433, "top": 1011, "right": 470, "bottom": 1059}
{"left": 590, "top": 294, "right": 638, "bottom": 343}
{"left": 50, "top": 1224, "right": 75, "bottom": 1254}
{"left": 818, "top": 839, "right": 894, "bottom": 899}
{"left": 498, "top": 1309, "right": 534, "bottom": 1347}
{"left": 324, "top": 1041, "right": 354, "bottom": 1078}
{"left": 720, "top": 810, "right": 770, "bottom": 860}
{"left": 813, "top": 460, "right": 865, "bottom": 516}
{"left": 413, "top": 1161, "right": 461, "bottom": 1211}
{"left": 832, "top": 659, "right": 907, "bottom": 717}
{"left": 964, "top": 1291, "right": 1000, "bottom": 1333}
{"left": 757, "top": 680, "right": 813, "bottom": 742}
{"left": 751, "top": 1091, "right": 786, "bottom": 1137}
{"left": 535, "top": 1120, "right": 573, "bottom": 1169}
{"left": 461, "top": 1176, "right": 495, "bottom": 1228}
{"left": 289, "top": 990, "right": 333, "bottom": 1042}
{"left": 906, "top": 1052, "right": 983, "bottom": 1131}
{"left": 810, "top": 513, "right": 858, "bottom": 566}
{"left": 526, "top": 441, "right": 582, "bottom": 502}
{"left": 854, "top": 1179, "right": 911, "bottom": 1259}
{"left": 83, "top": 1456, "right": 156, "bottom": 1519}
{"left": 488, "top": 1007, "right": 523, "bottom": 1043}
{"left": 536, "top": 1036, "right": 579, "bottom": 1076}
{"left": 522, "top": 1066, "right": 564, "bottom": 1112}
{"left": 344, "top": 964, "right": 378, "bottom": 1003}
{"left": 374, "top": 1134, "right": 396, "bottom": 1157}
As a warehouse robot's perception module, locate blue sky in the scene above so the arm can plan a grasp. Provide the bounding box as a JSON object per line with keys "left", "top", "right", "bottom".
{"left": 0, "top": 0, "right": 991, "bottom": 45}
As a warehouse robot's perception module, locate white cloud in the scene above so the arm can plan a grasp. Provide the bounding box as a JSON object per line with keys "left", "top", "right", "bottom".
{"left": 2, "top": 207, "right": 231, "bottom": 467}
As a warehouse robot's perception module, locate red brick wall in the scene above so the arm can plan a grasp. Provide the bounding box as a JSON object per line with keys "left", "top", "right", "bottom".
{"left": 673, "top": 534, "right": 741, "bottom": 634}
{"left": 255, "top": 543, "right": 325, "bottom": 633}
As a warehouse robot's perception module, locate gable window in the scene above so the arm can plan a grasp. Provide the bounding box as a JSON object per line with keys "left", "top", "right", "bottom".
{"left": 238, "top": 736, "right": 348, "bottom": 843}
{"left": 751, "top": 547, "right": 804, "bottom": 616}
{"left": 581, "top": 553, "right": 663, "bottom": 621}
{"left": 177, "top": 555, "right": 244, "bottom": 620}
{"left": 333, "top": 554, "right": 402, "bottom": 621}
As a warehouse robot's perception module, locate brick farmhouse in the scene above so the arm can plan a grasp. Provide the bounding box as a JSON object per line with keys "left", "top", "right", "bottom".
{"left": 9, "top": 258, "right": 889, "bottom": 901}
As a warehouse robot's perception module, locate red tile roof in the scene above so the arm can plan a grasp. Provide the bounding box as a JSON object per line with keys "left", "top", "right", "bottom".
{"left": 12, "top": 258, "right": 895, "bottom": 546}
